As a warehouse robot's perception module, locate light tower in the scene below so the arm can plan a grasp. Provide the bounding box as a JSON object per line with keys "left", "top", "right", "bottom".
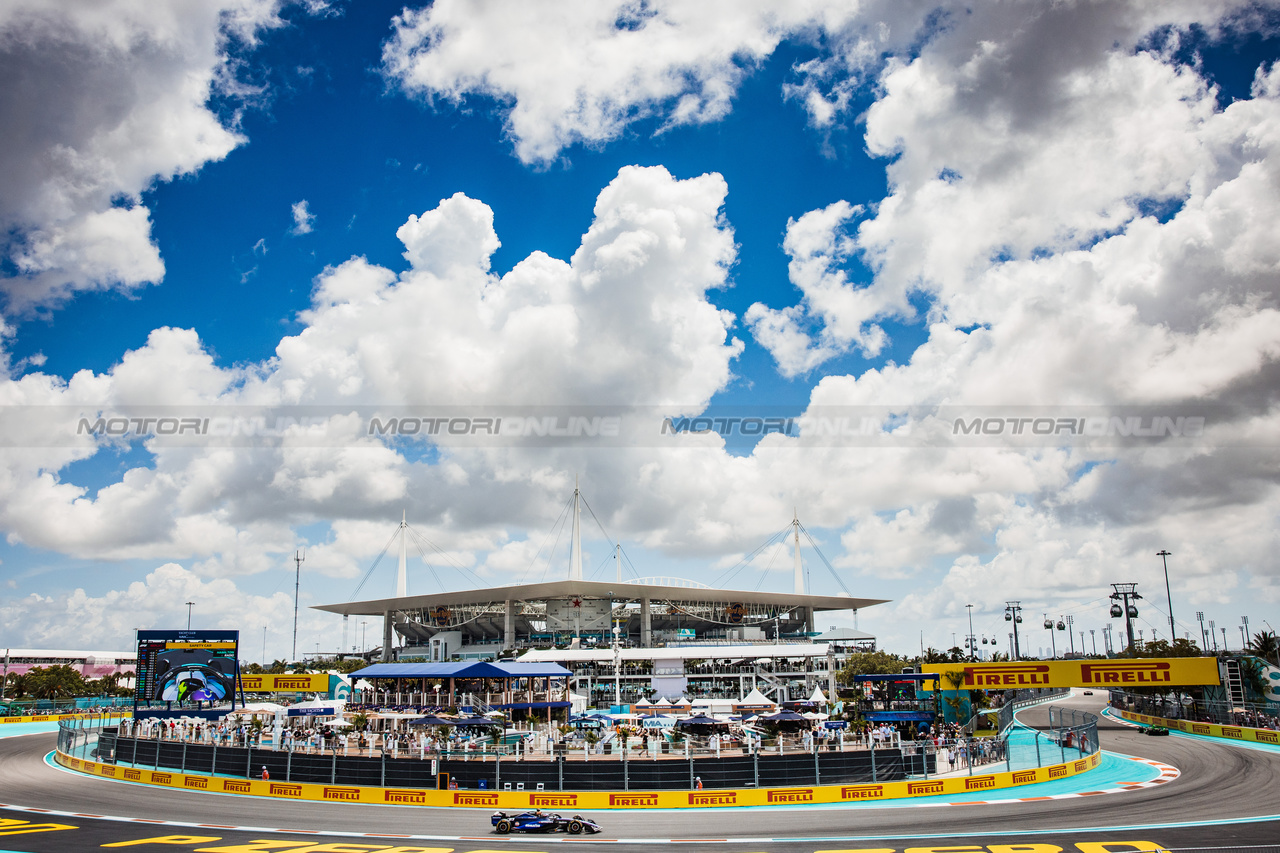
{"left": 1005, "top": 602, "right": 1024, "bottom": 660}
{"left": 1109, "top": 584, "right": 1141, "bottom": 653}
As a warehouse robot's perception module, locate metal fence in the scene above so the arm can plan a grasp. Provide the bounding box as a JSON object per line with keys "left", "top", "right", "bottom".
{"left": 62, "top": 724, "right": 1097, "bottom": 793}
{"left": 67, "top": 720, "right": 928, "bottom": 791}
{"left": 1111, "top": 691, "right": 1280, "bottom": 730}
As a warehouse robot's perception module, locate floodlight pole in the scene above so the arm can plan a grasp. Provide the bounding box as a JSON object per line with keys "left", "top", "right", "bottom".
{"left": 185, "top": 601, "right": 194, "bottom": 630}
{"left": 965, "top": 604, "right": 976, "bottom": 661}
{"left": 1157, "top": 550, "right": 1175, "bottom": 645}
{"left": 292, "top": 550, "right": 305, "bottom": 663}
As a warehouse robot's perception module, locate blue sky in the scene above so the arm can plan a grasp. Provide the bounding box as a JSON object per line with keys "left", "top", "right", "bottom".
{"left": 2, "top": 1, "right": 1279, "bottom": 662}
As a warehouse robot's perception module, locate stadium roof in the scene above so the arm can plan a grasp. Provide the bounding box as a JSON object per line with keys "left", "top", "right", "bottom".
{"left": 315, "top": 578, "right": 885, "bottom": 617}
{"left": 518, "top": 643, "right": 838, "bottom": 663}
{"left": 351, "top": 661, "right": 572, "bottom": 679}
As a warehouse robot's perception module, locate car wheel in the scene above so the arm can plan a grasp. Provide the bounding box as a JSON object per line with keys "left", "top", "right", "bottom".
{"left": 495, "top": 820, "right": 511, "bottom": 834}
{"left": 569, "top": 820, "right": 583, "bottom": 834}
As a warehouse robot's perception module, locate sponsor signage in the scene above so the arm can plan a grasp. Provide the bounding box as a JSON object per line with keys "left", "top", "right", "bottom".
{"left": 531, "top": 794, "right": 577, "bottom": 807}
{"left": 184, "top": 777, "right": 208, "bottom": 789}
{"left": 385, "top": 790, "right": 428, "bottom": 804}
{"left": 767, "top": 788, "right": 814, "bottom": 803}
{"left": 223, "top": 779, "right": 250, "bottom": 793}
{"left": 907, "top": 781, "right": 944, "bottom": 796}
{"left": 1012, "top": 770, "right": 1038, "bottom": 784}
{"left": 454, "top": 792, "right": 498, "bottom": 806}
{"left": 688, "top": 792, "right": 737, "bottom": 805}
{"left": 323, "top": 786, "right": 361, "bottom": 801}
{"left": 238, "top": 673, "right": 329, "bottom": 693}
{"left": 841, "top": 785, "right": 884, "bottom": 800}
{"left": 922, "top": 657, "right": 1221, "bottom": 688}
{"left": 123, "top": 769, "right": 141, "bottom": 781}
{"left": 1048, "top": 765, "right": 1068, "bottom": 778}
{"left": 964, "top": 776, "right": 996, "bottom": 790}
{"left": 610, "top": 794, "right": 659, "bottom": 806}
{"left": 269, "top": 783, "right": 303, "bottom": 798}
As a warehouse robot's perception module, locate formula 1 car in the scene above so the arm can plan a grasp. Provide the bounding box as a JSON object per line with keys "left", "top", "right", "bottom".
{"left": 491, "top": 810, "right": 602, "bottom": 834}
{"left": 1141, "top": 725, "right": 1170, "bottom": 736}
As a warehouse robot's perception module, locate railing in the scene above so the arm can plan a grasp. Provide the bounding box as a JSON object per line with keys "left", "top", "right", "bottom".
{"left": 1110, "top": 691, "right": 1280, "bottom": 730}
{"left": 996, "top": 687, "right": 1071, "bottom": 733}
{"left": 60, "top": 712, "right": 1100, "bottom": 795}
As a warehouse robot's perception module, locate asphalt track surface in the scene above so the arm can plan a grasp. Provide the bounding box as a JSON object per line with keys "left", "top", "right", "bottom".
{"left": 1, "top": 694, "right": 1278, "bottom": 852}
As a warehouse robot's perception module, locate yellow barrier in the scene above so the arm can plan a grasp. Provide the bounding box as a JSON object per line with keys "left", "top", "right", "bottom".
{"left": 1114, "top": 707, "right": 1280, "bottom": 746}
{"left": 53, "top": 749, "right": 1101, "bottom": 809}
{"left": 1, "top": 712, "right": 129, "bottom": 725}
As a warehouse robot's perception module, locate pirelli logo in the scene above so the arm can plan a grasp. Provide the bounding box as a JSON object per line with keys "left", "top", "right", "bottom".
{"left": 964, "top": 775, "right": 996, "bottom": 790}
{"left": 767, "top": 788, "right": 814, "bottom": 803}
{"left": 1192, "top": 723, "right": 1211, "bottom": 735}
{"left": 1222, "top": 727, "right": 1243, "bottom": 739}
{"left": 907, "top": 781, "right": 944, "bottom": 795}
{"left": 273, "top": 678, "right": 315, "bottom": 690}
{"left": 1080, "top": 661, "right": 1171, "bottom": 684}
{"left": 531, "top": 794, "right": 577, "bottom": 807}
{"left": 386, "top": 790, "right": 428, "bottom": 804}
{"left": 841, "top": 785, "right": 884, "bottom": 800}
{"left": 688, "top": 792, "right": 737, "bottom": 806}
{"left": 610, "top": 794, "right": 658, "bottom": 806}
{"left": 99, "top": 765, "right": 116, "bottom": 777}
{"left": 123, "top": 769, "right": 142, "bottom": 782}
{"left": 960, "top": 664, "right": 1050, "bottom": 687}
{"left": 184, "top": 776, "right": 208, "bottom": 790}
{"left": 223, "top": 779, "right": 251, "bottom": 793}
{"left": 151, "top": 773, "right": 172, "bottom": 785}
{"left": 1074, "top": 760, "right": 1087, "bottom": 773}
{"left": 1256, "top": 730, "right": 1278, "bottom": 744}
{"left": 1048, "top": 765, "right": 1067, "bottom": 778}
{"left": 324, "top": 786, "right": 361, "bottom": 801}
{"left": 67, "top": 759, "right": 80, "bottom": 770}
{"left": 1012, "top": 770, "right": 1037, "bottom": 784}
{"left": 454, "top": 793, "right": 498, "bottom": 806}
{"left": 269, "top": 783, "right": 303, "bottom": 798}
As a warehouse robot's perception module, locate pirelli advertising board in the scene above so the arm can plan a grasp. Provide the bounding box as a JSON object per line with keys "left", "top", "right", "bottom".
{"left": 921, "top": 657, "right": 1220, "bottom": 689}
{"left": 55, "top": 749, "right": 1103, "bottom": 809}
{"left": 238, "top": 673, "right": 329, "bottom": 693}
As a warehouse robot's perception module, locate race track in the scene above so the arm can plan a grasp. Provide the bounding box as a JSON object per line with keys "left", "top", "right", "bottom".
{"left": 2, "top": 694, "right": 1278, "bottom": 851}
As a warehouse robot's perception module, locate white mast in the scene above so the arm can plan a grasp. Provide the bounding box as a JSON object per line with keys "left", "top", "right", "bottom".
{"left": 793, "top": 509, "right": 804, "bottom": 595}
{"left": 570, "top": 477, "right": 583, "bottom": 581}
{"left": 396, "top": 510, "right": 408, "bottom": 597}
{"left": 615, "top": 543, "right": 621, "bottom": 583}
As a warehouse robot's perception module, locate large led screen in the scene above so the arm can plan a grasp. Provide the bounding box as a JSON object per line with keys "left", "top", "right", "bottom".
{"left": 135, "top": 630, "right": 239, "bottom": 707}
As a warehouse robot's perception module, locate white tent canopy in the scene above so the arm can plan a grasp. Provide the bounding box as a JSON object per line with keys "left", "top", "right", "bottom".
{"left": 808, "top": 686, "right": 828, "bottom": 704}
{"left": 734, "top": 688, "right": 777, "bottom": 709}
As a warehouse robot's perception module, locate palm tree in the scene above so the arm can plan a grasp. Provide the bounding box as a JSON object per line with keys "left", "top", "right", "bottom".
{"left": 1248, "top": 630, "right": 1279, "bottom": 667}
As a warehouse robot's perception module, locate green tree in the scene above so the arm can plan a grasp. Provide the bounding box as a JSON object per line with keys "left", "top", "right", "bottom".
{"left": 836, "top": 650, "right": 911, "bottom": 684}
{"left": 1248, "top": 631, "right": 1280, "bottom": 667}
{"left": 1239, "top": 657, "right": 1268, "bottom": 700}
{"left": 26, "top": 665, "right": 86, "bottom": 699}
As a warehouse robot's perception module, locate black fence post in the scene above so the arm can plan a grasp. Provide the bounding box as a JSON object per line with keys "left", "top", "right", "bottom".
{"left": 331, "top": 750, "right": 337, "bottom": 784}
{"left": 558, "top": 756, "right": 563, "bottom": 791}
{"left": 286, "top": 747, "right": 292, "bottom": 782}
{"left": 753, "top": 748, "right": 759, "bottom": 787}
{"left": 870, "top": 746, "right": 876, "bottom": 782}
{"left": 813, "top": 745, "right": 820, "bottom": 785}
{"left": 380, "top": 748, "right": 386, "bottom": 787}
{"left": 181, "top": 742, "right": 187, "bottom": 773}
